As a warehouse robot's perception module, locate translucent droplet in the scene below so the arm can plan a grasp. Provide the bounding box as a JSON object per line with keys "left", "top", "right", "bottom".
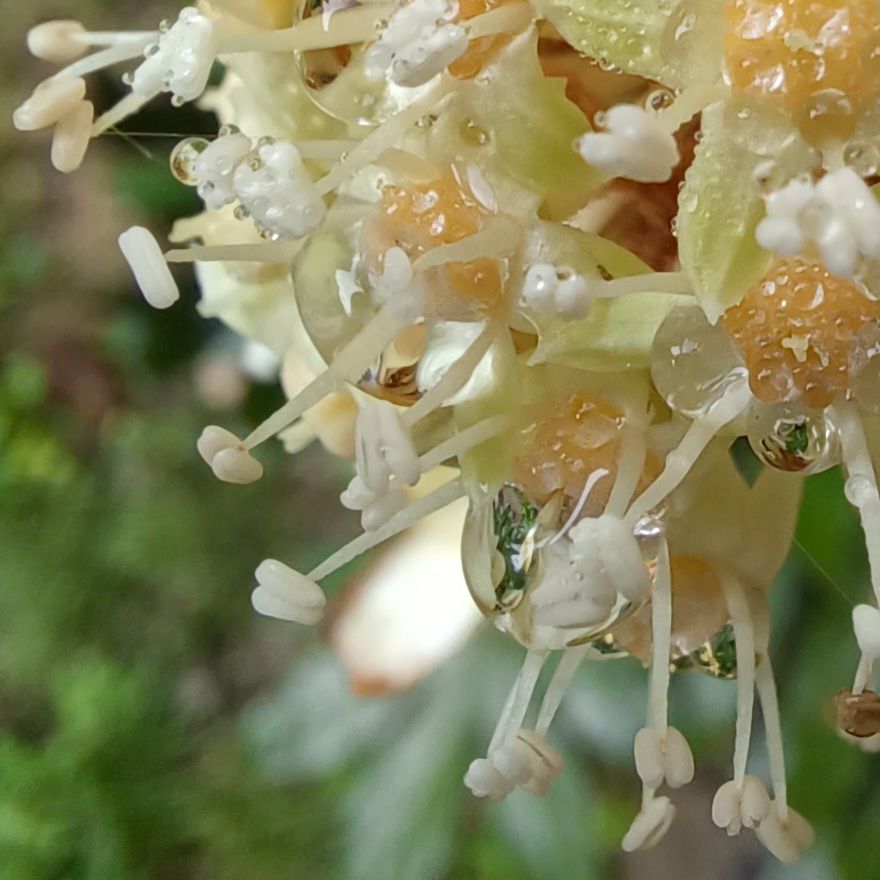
{"left": 651, "top": 306, "right": 747, "bottom": 416}
{"left": 747, "top": 400, "right": 840, "bottom": 474}
{"left": 850, "top": 320, "right": 880, "bottom": 412}
{"left": 169, "top": 137, "right": 209, "bottom": 185}
{"left": 647, "top": 88, "right": 675, "bottom": 112}
{"left": 844, "top": 138, "right": 880, "bottom": 177}
{"left": 460, "top": 117, "right": 491, "bottom": 147}
{"left": 845, "top": 474, "right": 874, "bottom": 507}
{"left": 490, "top": 484, "right": 542, "bottom": 612}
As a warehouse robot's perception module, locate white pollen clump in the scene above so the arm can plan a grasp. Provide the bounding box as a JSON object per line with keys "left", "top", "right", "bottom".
{"left": 364, "top": 0, "right": 468, "bottom": 87}
{"left": 756, "top": 804, "right": 815, "bottom": 865}
{"left": 756, "top": 168, "right": 880, "bottom": 277}
{"left": 232, "top": 140, "right": 326, "bottom": 240}
{"left": 712, "top": 776, "right": 771, "bottom": 835}
{"left": 576, "top": 104, "right": 680, "bottom": 183}
{"left": 118, "top": 226, "right": 180, "bottom": 309}
{"left": 464, "top": 731, "right": 563, "bottom": 801}
{"left": 130, "top": 7, "right": 215, "bottom": 104}
{"left": 193, "top": 131, "right": 252, "bottom": 210}
{"left": 520, "top": 263, "right": 590, "bottom": 318}
{"left": 13, "top": 77, "right": 86, "bottom": 132}
{"left": 196, "top": 425, "right": 263, "bottom": 484}
{"left": 252, "top": 559, "right": 326, "bottom": 625}
{"left": 51, "top": 100, "right": 94, "bottom": 173}
{"left": 853, "top": 603, "right": 880, "bottom": 659}
{"left": 27, "top": 20, "right": 88, "bottom": 63}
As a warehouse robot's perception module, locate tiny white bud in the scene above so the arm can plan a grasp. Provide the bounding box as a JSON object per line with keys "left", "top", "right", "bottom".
{"left": 233, "top": 141, "right": 326, "bottom": 240}
{"left": 253, "top": 559, "right": 326, "bottom": 625}
{"left": 131, "top": 7, "right": 215, "bottom": 103}
{"left": 118, "top": 226, "right": 180, "bottom": 309}
{"left": 50, "top": 100, "right": 93, "bottom": 173}
{"left": 27, "top": 20, "right": 88, "bottom": 63}
{"left": 13, "top": 77, "right": 86, "bottom": 132}
{"left": 853, "top": 603, "right": 880, "bottom": 659}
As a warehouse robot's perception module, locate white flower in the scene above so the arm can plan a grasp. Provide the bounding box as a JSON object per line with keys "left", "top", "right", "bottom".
{"left": 633, "top": 726, "right": 695, "bottom": 791}
{"left": 252, "top": 559, "right": 326, "bottom": 625}
{"left": 232, "top": 140, "right": 326, "bottom": 239}
{"left": 756, "top": 168, "right": 880, "bottom": 277}
{"left": 621, "top": 796, "right": 676, "bottom": 852}
{"left": 130, "top": 7, "right": 216, "bottom": 104}
{"left": 364, "top": 0, "right": 468, "bottom": 87}
{"left": 192, "top": 130, "right": 253, "bottom": 210}
{"left": 712, "top": 776, "right": 771, "bottom": 836}
{"left": 576, "top": 104, "right": 680, "bottom": 183}
{"left": 118, "top": 226, "right": 180, "bottom": 309}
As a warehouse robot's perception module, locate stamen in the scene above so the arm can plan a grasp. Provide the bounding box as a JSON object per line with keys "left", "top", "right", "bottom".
{"left": 48, "top": 40, "right": 153, "bottom": 82}
{"left": 92, "top": 92, "right": 151, "bottom": 137}
{"left": 648, "top": 536, "right": 673, "bottom": 735}
{"left": 624, "top": 380, "right": 751, "bottom": 528}
{"left": 831, "top": 401, "right": 880, "bottom": 693}
{"left": 51, "top": 100, "right": 94, "bottom": 173}
{"left": 463, "top": 2, "right": 533, "bottom": 39}
{"left": 164, "top": 241, "right": 302, "bottom": 264}
{"left": 13, "top": 77, "right": 86, "bottom": 132}
{"left": 487, "top": 648, "right": 550, "bottom": 753}
{"left": 308, "top": 475, "right": 464, "bottom": 581}
{"left": 252, "top": 559, "right": 326, "bottom": 625}
{"left": 654, "top": 83, "right": 730, "bottom": 134}
{"left": 118, "top": 226, "right": 180, "bottom": 309}
{"left": 534, "top": 645, "right": 589, "bottom": 736}
{"left": 216, "top": 3, "right": 397, "bottom": 54}
{"left": 28, "top": 20, "right": 88, "bottom": 63}
{"left": 417, "top": 412, "right": 517, "bottom": 473}
{"left": 410, "top": 215, "right": 521, "bottom": 271}
{"left": 587, "top": 271, "right": 693, "bottom": 299}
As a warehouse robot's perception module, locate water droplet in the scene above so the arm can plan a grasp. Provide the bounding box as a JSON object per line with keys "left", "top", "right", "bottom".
{"left": 673, "top": 624, "right": 738, "bottom": 679}
{"left": 747, "top": 400, "right": 840, "bottom": 474}
{"left": 647, "top": 88, "right": 675, "bottom": 112}
{"left": 169, "top": 137, "right": 210, "bottom": 185}
{"left": 651, "top": 306, "right": 747, "bottom": 416}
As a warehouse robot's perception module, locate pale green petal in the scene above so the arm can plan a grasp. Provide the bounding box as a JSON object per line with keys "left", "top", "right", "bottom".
{"left": 533, "top": 0, "right": 724, "bottom": 90}
{"left": 676, "top": 102, "right": 771, "bottom": 322}
{"left": 526, "top": 222, "right": 690, "bottom": 372}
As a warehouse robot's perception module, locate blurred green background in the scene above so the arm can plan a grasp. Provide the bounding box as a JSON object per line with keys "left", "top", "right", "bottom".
{"left": 3, "top": 3, "right": 880, "bottom": 879}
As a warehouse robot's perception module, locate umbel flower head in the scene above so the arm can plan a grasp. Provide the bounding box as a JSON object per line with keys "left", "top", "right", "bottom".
{"left": 18, "top": 0, "right": 880, "bottom": 862}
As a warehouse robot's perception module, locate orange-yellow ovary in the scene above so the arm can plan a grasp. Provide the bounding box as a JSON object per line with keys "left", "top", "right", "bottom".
{"left": 361, "top": 171, "right": 502, "bottom": 318}
{"left": 512, "top": 393, "right": 658, "bottom": 515}
{"left": 724, "top": 0, "right": 880, "bottom": 140}
{"left": 448, "top": 0, "right": 518, "bottom": 79}
{"left": 722, "top": 258, "right": 880, "bottom": 409}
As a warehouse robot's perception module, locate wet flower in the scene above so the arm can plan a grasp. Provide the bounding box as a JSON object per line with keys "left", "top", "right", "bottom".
{"left": 19, "top": 0, "right": 880, "bottom": 863}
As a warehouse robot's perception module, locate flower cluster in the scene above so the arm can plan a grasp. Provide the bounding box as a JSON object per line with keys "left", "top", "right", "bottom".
{"left": 18, "top": 0, "right": 880, "bottom": 863}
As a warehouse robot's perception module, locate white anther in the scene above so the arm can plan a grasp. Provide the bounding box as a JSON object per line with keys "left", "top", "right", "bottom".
{"left": 853, "top": 603, "right": 880, "bottom": 659}
{"left": 336, "top": 256, "right": 364, "bottom": 316}
{"left": 464, "top": 731, "right": 563, "bottom": 801}
{"left": 416, "top": 320, "right": 495, "bottom": 405}
{"left": 621, "top": 796, "right": 676, "bottom": 852}
{"left": 757, "top": 169, "right": 880, "bottom": 277}
{"left": 520, "top": 263, "right": 590, "bottom": 318}
{"left": 530, "top": 511, "right": 649, "bottom": 631}
{"left": 756, "top": 803, "right": 814, "bottom": 865}
{"left": 196, "top": 425, "right": 263, "bottom": 484}
{"left": 27, "top": 20, "right": 88, "bottom": 63}
{"left": 118, "top": 226, "right": 180, "bottom": 309}
{"left": 252, "top": 559, "right": 326, "bottom": 625}
{"left": 191, "top": 131, "right": 252, "bottom": 210}
{"left": 633, "top": 726, "right": 694, "bottom": 791}
{"left": 364, "top": 0, "right": 467, "bottom": 87}
{"left": 354, "top": 399, "right": 420, "bottom": 494}
{"left": 369, "top": 247, "right": 415, "bottom": 305}
{"left": 232, "top": 140, "right": 326, "bottom": 240}
{"left": 577, "top": 104, "right": 680, "bottom": 184}
{"left": 712, "top": 776, "right": 771, "bottom": 836}
{"left": 13, "top": 77, "right": 86, "bottom": 132}
{"left": 50, "top": 100, "right": 93, "bottom": 173}
{"left": 340, "top": 475, "right": 408, "bottom": 531}
{"left": 130, "top": 7, "right": 215, "bottom": 103}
